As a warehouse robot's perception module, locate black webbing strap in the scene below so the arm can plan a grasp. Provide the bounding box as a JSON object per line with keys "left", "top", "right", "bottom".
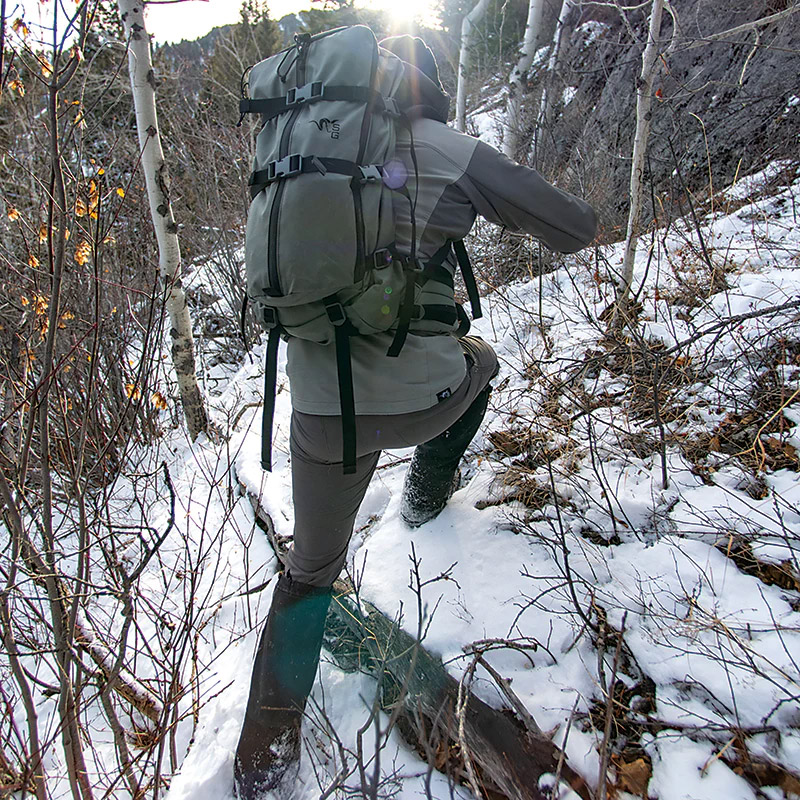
{"left": 387, "top": 267, "right": 416, "bottom": 358}
{"left": 261, "top": 323, "right": 281, "bottom": 471}
{"left": 417, "top": 264, "right": 454, "bottom": 290}
{"left": 239, "top": 84, "right": 399, "bottom": 123}
{"left": 425, "top": 241, "right": 452, "bottom": 268}
{"left": 386, "top": 185, "right": 417, "bottom": 360}
{"left": 452, "top": 240, "right": 482, "bottom": 319}
{"left": 386, "top": 115, "right": 420, "bottom": 360}
{"left": 249, "top": 156, "right": 382, "bottom": 198}
{"left": 324, "top": 296, "right": 357, "bottom": 475}
{"left": 239, "top": 291, "right": 249, "bottom": 351}
{"left": 414, "top": 304, "right": 459, "bottom": 326}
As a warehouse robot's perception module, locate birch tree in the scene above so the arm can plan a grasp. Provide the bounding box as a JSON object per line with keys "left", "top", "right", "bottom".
{"left": 502, "top": 0, "right": 545, "bottom": 158}
{"left": 118, "top": 0, "right": 208, "bottom": 440}
{"left": 534, "top": 0, "right": 572, "bottom": 165}
{"left": 615, "top": 0, "right": 665, "bottom": 315}
{"left": 455, "top": 0, "right": 490, "bottom": 132}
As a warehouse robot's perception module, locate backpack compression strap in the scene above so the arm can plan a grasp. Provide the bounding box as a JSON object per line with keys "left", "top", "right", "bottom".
{"left": 249, "top": 156, "right": 383, "bottom": 199}
{"left": 239, "top": 83, "right": 402, "bottom": 125}
{"left": 259, "top": 300, "right": 359, "bottom": 475}
{"left": 260, "top": 307, "right": 281, "bottom": 471}
{"left": 324, "top": 297, "right": 358, "bottom": 475}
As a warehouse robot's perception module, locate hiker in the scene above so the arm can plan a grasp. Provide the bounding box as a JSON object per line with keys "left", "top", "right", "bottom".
{"left": 233, "top": 31, "right": 597, "bottom": 798}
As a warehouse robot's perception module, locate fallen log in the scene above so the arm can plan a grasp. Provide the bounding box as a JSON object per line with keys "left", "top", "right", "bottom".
{"left": 243, "top": 484, "right": 592, "bottom": 800}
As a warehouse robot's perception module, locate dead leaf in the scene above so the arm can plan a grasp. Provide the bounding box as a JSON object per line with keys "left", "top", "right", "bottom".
{"left": 618, "top": 757, "right": 651, "bottom": 797}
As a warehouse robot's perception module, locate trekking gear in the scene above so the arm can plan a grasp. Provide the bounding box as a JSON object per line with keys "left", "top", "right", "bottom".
{"left": 400, "top": 381, "right": 493, "bottom": 527}
{"left": 234, "top": 573, "right": 332, "bottom": 799}
{"left": 239, "top": 25, "right": 481, "bottom": 474}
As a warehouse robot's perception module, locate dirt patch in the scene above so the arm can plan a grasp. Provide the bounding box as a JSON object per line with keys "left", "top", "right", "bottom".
{"left": 716, "top": 536, "right": 800, "bottom": 592}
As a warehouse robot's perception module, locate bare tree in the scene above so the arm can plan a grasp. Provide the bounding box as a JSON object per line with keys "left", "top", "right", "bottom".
{"left": 455, "top": 0, "right": 490, "bottom": 132}
{"left": 614, "top": 0, "right": 665, "bottom": 316}
{"left": 502, "top": 0, "right": 546, "bottom": 158}
{"left": 534, "top": 0, "right": 572, "bottom": 166}
{"left": 118, "top": 0, "right": 208, "bottom": 440}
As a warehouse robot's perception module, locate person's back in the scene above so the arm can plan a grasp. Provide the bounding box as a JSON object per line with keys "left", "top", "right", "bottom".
{"left": 233, "top": 31, "right": 597, "bottom": 799}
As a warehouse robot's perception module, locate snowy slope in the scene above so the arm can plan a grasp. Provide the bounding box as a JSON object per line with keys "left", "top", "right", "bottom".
{"left": 17, "top": 165, "right": 799, "bottom": 800}
{"left": 167, "top": 165, "right": 799, "bottom": 799}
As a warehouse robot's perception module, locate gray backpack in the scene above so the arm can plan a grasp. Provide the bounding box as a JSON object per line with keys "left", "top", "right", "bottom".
{"left": 239, "top": 26, "right": 481, "bottom": 472}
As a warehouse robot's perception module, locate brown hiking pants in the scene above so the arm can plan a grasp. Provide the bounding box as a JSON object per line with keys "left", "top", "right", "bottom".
{"left": 285, "top": 336, "right": 498, "bottom": 586}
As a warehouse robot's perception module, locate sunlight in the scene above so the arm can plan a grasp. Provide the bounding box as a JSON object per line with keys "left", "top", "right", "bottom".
{"left": 380, "top": 0, "right": 440, "bottom": 29}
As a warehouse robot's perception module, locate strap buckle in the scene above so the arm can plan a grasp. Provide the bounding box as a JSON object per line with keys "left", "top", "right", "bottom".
{"left": 370, "top": 248, "right": 392, "bottom": 269}
{"left": 262, "top": 306, "right": 278, "bottom": 329}
{"left": 382, "top": 96, "right": 401, "bottom": 117}
{"left": 324, "top": 300, "right": 347, "bottom": 327}
{"left": 358, "top": 165, "right": 382, "bottom": 184}
{"left": 268, "top": 154, "right": 303, "bottom": 181}
{"left": 286, "top": 81, "right": 323, "bottom": 106}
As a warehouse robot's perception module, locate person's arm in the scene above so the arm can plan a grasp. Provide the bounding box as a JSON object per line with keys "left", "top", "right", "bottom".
{"left": 456, "top": 141, "right": 597, "bottom": 253}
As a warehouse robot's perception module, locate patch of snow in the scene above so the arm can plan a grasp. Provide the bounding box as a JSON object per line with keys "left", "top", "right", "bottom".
{"left": 576, "top": 20, "right": 610, "bottom": 45}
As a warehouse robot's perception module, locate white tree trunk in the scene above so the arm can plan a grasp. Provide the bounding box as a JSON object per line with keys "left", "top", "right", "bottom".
{"left": 617, "top": 0, "right": 665, "bottom": 309}
{"left": 118, "top": 0, "right": 208, "bottom": 441}
{"left": 502, "top": 0, "right": 546, "bottom": 158}
{"left": 455, "top": 0, "right": 490, "bottom": 132}
{"left": 534, "top": 0, "right": 572, "bottom": 163}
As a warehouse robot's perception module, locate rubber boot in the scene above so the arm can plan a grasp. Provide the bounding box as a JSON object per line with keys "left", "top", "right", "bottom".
{"left": 233, "top": 572, "right": 332, "bottom": 799}
{"left": 400, "top": 383, "right": 492, "bottom": 527}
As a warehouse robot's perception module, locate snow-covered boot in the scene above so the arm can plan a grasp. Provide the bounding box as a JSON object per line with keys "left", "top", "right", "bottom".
{"left": 233, "top": 573, "right": 332, "bottom": 799}
{"left": 400, "top": 383, "right": 492, "bottom": 527}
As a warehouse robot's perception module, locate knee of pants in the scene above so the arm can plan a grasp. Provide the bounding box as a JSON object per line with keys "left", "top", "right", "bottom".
{"left": 285, "top": 549, "right": 347, "bottom": 588}
{"left": 462, "top": 336, "right": 499, "bottom": 383}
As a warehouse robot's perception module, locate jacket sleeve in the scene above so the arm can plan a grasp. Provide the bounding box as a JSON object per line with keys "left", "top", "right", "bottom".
{"left": 456, "top": 140, "right": 597, "bottom": 253}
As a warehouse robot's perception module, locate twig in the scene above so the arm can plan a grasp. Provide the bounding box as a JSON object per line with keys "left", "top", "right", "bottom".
{"left": 597, "top": 613, "right": 626, "bottom": 800}
{"left": 476, "top": 654, "right": 544, "bottom": 736}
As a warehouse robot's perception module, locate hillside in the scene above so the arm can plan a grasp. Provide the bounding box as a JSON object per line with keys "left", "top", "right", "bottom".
{"left": 1, "top": 4, "right": 800, "bottom": 800}
{"left": 147, "top": 159, "right": 800, "bottom": 800}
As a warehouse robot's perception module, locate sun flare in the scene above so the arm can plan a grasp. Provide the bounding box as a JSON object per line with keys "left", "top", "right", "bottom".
{"left": 383, "top": 0, "right": 440, "bottom": 28}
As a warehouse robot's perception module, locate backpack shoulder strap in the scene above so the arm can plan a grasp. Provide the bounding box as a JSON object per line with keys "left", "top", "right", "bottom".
{"left": 452, "top": 240, "right": 482, "bottom": 320}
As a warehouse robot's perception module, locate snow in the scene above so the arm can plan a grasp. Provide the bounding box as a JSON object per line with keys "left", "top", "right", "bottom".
{"left": 576, "top": 21, "right": 610, "bottom": 46}
{"left": 466, "top": 84, "right": 506, "bottom": 149}
{"left": 7, "top": 165, "right": 800, "bottom": 799}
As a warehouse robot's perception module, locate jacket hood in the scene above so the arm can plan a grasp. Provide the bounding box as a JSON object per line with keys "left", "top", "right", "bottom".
{"left": 379, "top": 36, "right": 450, "bottom": 123}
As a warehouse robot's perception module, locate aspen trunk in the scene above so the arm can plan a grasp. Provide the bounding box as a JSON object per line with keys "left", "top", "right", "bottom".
{"left": 118, "top": 0, "right": 208, "bottom": 440}
{"left": 455, "top": 0, "right": 490, "bottom": 132}
{"left": 534, "top": 0, "right": 572, "bottom": 166}
{"left": 502, "top": 0, "right": 546, "bottom": 158}
{"left": 616, "top": 0, "right": 665, "bottom": 311}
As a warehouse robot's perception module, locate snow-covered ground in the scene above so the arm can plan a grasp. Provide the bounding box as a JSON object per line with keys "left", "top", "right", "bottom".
{"left": 13, "top": 165, "right": 800, "bottom": 799}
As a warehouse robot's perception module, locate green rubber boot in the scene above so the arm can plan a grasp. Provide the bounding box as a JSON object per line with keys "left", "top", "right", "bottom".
{"left": 233, "top": 573, "right": 332, "bottom": 799}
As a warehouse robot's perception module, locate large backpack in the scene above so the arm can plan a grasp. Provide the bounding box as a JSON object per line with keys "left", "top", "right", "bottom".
{"left": 239, "top": 26, "right": 481, "bottom": 473}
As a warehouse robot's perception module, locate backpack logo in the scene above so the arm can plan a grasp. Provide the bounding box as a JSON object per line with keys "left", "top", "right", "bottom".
{"left": 310, "top": 118, "right": 340, "bottom": 139}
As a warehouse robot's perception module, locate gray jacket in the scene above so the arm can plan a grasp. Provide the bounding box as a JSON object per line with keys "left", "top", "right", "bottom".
{"left": 287, "top": 113, "right": 597, "bottom": 416}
